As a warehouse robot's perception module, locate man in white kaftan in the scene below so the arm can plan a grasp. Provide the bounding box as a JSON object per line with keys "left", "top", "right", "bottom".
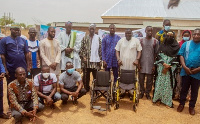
{"left": 57, "top": 21, "right": 81, "bottom": 70}
{"left": 115, "top": 28, "right": 142, "bottom": 100}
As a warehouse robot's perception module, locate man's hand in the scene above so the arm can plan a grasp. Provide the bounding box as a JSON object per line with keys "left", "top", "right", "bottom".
{"left": 103, "top": 61, "right": 107, "bottom": 68}
{"left": 49, "top": 62, "right": 57, "bottom": 70}
{"left": 45, "top": 96, "right": 53, "bottom": 105}
{"left": 65, "top": 48, "right": 74, "bottom": 54}
{"left": 74, "top": 91, "right": 79, "bottom": 97}
{"left": 24, "top": 111, "right": 35, "bottom": 118}
{"left": 71, "top": 91, "right": 79, "bottom": 98}
{"left": 191, "top": 68, "right": 199, "bottom": 75}
{"left": 0, "top": 73, "right": 5, "bottom": 81}
{"left": 133, "top": 59, "right": 139, "bottom": 66}
{"left": 183, "top": 66, "right": 192, "bottom": 75}
{"left": 29, "top": 109, "right": 37, "bottom": 122}
{"left": 118, "top": 60, "right": 123, "bottom": 66}
{"left": 5, "top": 70, "right": 10, "bottom": 79}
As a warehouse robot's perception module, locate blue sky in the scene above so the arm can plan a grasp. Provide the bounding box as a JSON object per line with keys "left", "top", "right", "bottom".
{"left": 0, "top": 0, "right": 120, "bottom": 25}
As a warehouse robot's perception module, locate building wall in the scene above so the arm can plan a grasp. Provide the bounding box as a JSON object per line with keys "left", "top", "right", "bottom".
{"left": 103, "top": 18, "right": 163, "bottom": 25}
{"left": 102, "top": 18, "right": 200, "bottom": 27}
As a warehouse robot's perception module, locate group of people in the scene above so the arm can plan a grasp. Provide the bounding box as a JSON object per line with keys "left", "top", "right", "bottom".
{"left": 0, "top": 19, "right": 200, "bottom": 123}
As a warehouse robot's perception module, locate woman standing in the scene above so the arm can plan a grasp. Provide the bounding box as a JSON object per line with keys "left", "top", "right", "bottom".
{"left": 153, "top": 31, "right": 180, "bottom": 108}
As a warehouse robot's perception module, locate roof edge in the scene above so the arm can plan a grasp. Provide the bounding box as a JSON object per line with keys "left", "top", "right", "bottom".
{"left": 101, "top": 0, "right": 123, "bottom": 16}
{"left": 101, "top": 16, "right": 163, "bottom": 20}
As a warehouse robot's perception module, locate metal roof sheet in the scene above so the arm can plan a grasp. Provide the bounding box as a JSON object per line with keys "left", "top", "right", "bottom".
{"left": 102, "top": 0, "right": 200, "bottom": 20}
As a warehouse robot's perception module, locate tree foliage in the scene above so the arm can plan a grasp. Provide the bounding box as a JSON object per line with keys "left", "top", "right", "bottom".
{"left": 0, "top": 16, "right": 15, "bottom": 26}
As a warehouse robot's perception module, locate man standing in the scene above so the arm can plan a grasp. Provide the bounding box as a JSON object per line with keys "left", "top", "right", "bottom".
{"left": 102, "top": 24, "right": 121, "bottom": 83}
{"left": 34, "top": 65, "right": 61, "bottom": 109}
{"left": 115, "top": 28, "right": 142, "bottom": 99}
{"left": 80, "top": 24, "right": 101, "bottom": 92}
{"left": 0, "top": 26, "right": 30, "bottom": 84}
{"left": 59, "top": 62, "right": 86, "bottom": 104}
{"left": 8, "top": 67, "right": 44, "bottom": 124}
{"left": 57, "top": 21, "right": 81, "bottom": 70}
{"left": 26, "top": 28, "right": 41, "bottom": 78}
{"left": 177, "top": 28, "right": 200, "bottom": 115}
{"left": 40, "top": 27, "right": 61, "bottom": 76}
{"left": 139, "top": 26, "right": 159, "bottom": 100}
{"left": 155, "top": 19, "right": 171, "bottom": 44}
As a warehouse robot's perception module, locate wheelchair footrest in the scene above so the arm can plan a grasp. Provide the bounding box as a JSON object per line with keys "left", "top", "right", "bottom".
{"left": 93, "top": 106, "right": 107, "bottom": 111}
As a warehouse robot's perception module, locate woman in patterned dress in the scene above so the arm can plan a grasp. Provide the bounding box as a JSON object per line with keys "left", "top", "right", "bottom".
{"left": 153, "top": 31, "right": 180, "bottom": 108}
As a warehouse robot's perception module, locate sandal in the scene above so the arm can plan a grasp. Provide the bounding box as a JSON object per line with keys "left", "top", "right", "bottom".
{"left": 156, "top": 101, "right": 161, "bottom": 106}
{"left": 0, "top": 113, "right": 11, "bottom": 119}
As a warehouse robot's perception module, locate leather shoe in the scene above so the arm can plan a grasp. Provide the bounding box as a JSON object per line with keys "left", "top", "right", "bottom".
{"left": 146, "top": 94, "right": 151, "bottom": 100}
{"left": 189, "top": 107, "right": 195, "bottom": 115}
{"left": 139, "top": 93, "right": 144, "bottom": 99}
{"left": 177, "top": 104, "right": 184, "bottom": 112}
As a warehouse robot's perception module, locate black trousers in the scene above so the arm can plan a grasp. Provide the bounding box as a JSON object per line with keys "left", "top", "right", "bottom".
{"left": 61, "top": 86, "right": 87, "bottom": 102}
{"left": 83, "top": 68, "right": 97, "bottom": 91}
{"left": 39, "top": 93, "right": 59, "bottom": 104}
{"left": 139, "top": 73, "right": 153, "bottom": 94}
{"left": 180, "top": 76, "right": 200, "bottom": 107}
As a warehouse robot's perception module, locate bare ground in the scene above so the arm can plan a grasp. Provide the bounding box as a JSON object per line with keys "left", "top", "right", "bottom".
{"left": 0, "top": 78, "right": 200, "bottom": 124}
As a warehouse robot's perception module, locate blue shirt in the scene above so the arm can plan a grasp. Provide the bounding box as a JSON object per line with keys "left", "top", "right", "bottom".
{"left": 0, "top": 57, "right": 5, "bottom": 74}
{"left": 178, "top": 40, "right": 200, "bottom": 80}
{"left": 0, "top": 36, "right": 29, "bottom": 73}
{"left": 102, "top": 34, "right": 121, "bottom": 68}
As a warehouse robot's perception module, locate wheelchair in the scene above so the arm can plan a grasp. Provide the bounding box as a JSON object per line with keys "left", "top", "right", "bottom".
{"left": 90, "top": 71, "right": 113, "bottom": 112}
{"left": 113, "top": 69, "right": 140, "bottom": 112}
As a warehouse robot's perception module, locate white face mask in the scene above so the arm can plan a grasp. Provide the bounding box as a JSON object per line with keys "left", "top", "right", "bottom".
{"left": 164, "top": 26, "right": 171, "bottom": 31}
{"left": 42, "top": 73, "right": 50, "bottom": 78}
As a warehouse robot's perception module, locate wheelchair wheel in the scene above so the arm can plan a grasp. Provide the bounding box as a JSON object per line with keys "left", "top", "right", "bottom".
{"left": 114, "top": 103, "right": 119, "bottom": 110}
{"left": 90, "top": 82, "right": 95, "bottom": 110}
{"left": 110, "top": 81, "right": 115, "bottom": 106}
{"left": 135, "top": 81, "right": 140, "bottom": 105}
{"left": 133, "top": 104, "right": 137, "bottom": 112}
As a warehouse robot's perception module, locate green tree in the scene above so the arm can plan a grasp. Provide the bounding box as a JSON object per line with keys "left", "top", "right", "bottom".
{"left": 19, "top": 23, "right": 26, "bottom": 28}
{"left": 0, "top": 16, "right": 15, "bottom": 26}
{"left": 12, "top": 23, "right": 26, "bottom": 28}
{"left": 47, "top": 23, "right": 51, "bottom": 26}
{"left": 27, "top": 25, "right": 34, "bottom": 28}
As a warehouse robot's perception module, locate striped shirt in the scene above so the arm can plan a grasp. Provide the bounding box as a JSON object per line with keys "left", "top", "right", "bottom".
{"left": 8, "top": 79, "right": 39, "bottom": 113}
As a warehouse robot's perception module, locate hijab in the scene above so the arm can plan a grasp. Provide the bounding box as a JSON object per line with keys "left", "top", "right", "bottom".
{"left": 179, "top": 30, "right": 192, "bottom": 48}
{"left": 158, "top": 31, "right": 180, "bottom": 57}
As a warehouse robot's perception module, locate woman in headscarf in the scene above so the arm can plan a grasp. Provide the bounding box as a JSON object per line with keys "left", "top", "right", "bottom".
{"left": 174, "top": 30, "right": 192, "bottom": 100}
{"left": 153, "top": 31, "right": 180, "bottom": 108}
{"left": 179, "top": 30, "right": 192, "bottom": 47}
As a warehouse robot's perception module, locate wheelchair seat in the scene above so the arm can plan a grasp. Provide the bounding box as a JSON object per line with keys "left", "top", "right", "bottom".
{"left": 94, "top": 71, "right": 110, "bottom": 88}
{"left": 119, "top": 69, "right": 136, "bottom": 90}
{"left": 90, "top": 71, "right": 112, "bottom": 111}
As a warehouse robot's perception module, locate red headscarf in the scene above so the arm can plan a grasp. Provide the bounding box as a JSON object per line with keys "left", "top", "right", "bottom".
{"left": 179, "top": 30, "right": 192, "bottom": 48}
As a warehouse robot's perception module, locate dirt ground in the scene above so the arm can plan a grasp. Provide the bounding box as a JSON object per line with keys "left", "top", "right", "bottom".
{"left": 0, "top": 77, "right": 200, "bottom": 124}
